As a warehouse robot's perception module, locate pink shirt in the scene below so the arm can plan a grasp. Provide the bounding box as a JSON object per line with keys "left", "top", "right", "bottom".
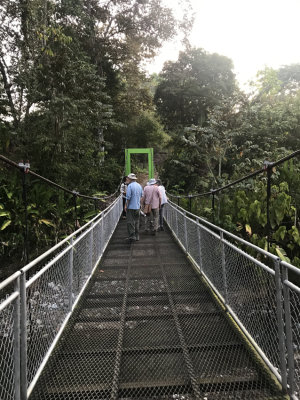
{"left": 143, "top": 185, "right": 161, "bottom": 209}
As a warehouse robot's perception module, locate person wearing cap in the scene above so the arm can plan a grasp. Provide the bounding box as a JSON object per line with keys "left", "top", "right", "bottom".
{"left": 124, "top": 173, "right": 143, "bottom": 243}
{"left": 142, "top": 178, "right": 162, "bottom": 236}
{"left": 156, "top": 179, "right": 168, "bottom": 230}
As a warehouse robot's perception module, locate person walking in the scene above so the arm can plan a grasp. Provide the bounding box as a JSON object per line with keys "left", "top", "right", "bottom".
{"left": 120, "top": 176, "right": 128, "bottom": 219}
{"left": 156, "top": 179, "right": 168, "bottom": 230}
{"left": 143, "top": 178, "right": 161, "bottom": 235}
{"left": 124, "top": 173, "right": 143, "bottom": 243}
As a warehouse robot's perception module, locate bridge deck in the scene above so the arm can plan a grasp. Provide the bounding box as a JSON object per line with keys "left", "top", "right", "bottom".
{"left": 31, "top": 219, "right": 284, "bottom": 399}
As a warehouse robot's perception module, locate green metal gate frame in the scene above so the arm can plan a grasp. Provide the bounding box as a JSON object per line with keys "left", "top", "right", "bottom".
{"left": 125, "top": 148, "right": 154, "bottom": 179}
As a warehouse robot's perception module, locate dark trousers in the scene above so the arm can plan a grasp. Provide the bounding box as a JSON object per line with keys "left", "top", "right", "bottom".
{"left": 159, "top": 203, "right": 165, "bottom": 227}
{"left": 122, "top": 197, "right": 126, "bottom": 217}
{"left": 127, "top": 209, "right": 140, "bottom": 240}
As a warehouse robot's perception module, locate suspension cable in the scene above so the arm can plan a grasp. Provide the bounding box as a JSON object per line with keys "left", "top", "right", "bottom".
{"left": 167, "top": 149, "right": 300, "bottom": 199}
{"left": 0, "top": 154, "right": 123, "bottom": 201}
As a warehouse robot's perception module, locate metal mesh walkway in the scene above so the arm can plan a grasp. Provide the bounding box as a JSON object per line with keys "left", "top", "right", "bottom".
{"left": 30, "top": 220, "right": 285, "bottom": 399}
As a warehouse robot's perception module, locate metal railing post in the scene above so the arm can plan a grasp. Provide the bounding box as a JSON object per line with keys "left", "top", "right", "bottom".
{"left": 175, "top": 206, "right": 179, "bottom": 238}
{"left": 20, "top": 165, "right": 29, "bottom": 264}
{"left": 73, "top": 192, "right": 79, "bottom": 231}
{"left": 89, "top": 223, "right": 94, "bottom": 273}
{"left": 183, "top": 211, "right": 188, "bottom": 253}
{"left": 211, "top": 189, "right": 215, "bottom": 223}
{"left": 282, "top": 263, "right": 295, "bottom": 396}
{"left": 68, "top": 237, "right": 74, "bottom": 312}
{"left": 20, "top": 271, "right": 28, "bottom": 400}
{"left": 196, "top": 218, "right": 202, "bottom": 273}
{"left": 188, "top": 194, "right": 192, "bottom": 213}
{"left": 266, "top": 165, "right": 272, "bottom": 252}
{"left": 13, "top": 276, "right": 21, "bottom": 400}
{"left": 220, "top": 232, "right": 228, "bottom": 304}
{"left": 274, "top": 259, "right": 287, "bottom": 392}
{"left": 100, "top": 214, "right": 104, "bottom": 254}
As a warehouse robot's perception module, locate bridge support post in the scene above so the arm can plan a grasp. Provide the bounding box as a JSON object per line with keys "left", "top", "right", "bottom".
{"left": 20, "top": 272, "right": 28, "bottom": 400}
{"left": 211, "top": 190, "right": 215, "bottom": 222}
{"left": 13, "top": 277, "right": 21, "bottom": 400}
{"left": 196, "top": 218, "right": 202, "bottom": 273}
{"left": 89, "top": 223, "right": 94, "bottom": 273}
{"left": 20, "top": 168, "right": 29, "bottom": 264}
{"left": 183, "top": 211, "right": 188, "bottom": 253}
{"left": 266, "top": 165, "right": 272, "bottom": 252}
{"left": 274, "top": 259, "right": 287, "bottom": 393}
{"left": 100, "top": 214, "right": 104, "bottom": 256}
{"left": 175, "top": 206, "right": 179, "bottom": 238}
{"left": 282, "top": 263, "right": 295, "bottom": 396}
{"left": 68, "top": 237, "right": 74, "bottom": 311}
{"left": 220, "top": 232, "right": 228, "bottom": 304}
{"left": 73, "top": 193, "right": 78, "bottom": 231}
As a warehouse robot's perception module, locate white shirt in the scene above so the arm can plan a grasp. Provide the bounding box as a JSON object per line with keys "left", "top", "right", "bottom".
{"left": 159, "top": 185, "right": 167, "bottom": 205}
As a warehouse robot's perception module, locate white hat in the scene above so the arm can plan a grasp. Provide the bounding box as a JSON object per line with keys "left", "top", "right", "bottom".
{"left": 148, "top": 178, "right": 156, "bottom": 185}
{"left": 127, "top": 173, "right": 137, "bottom": 180}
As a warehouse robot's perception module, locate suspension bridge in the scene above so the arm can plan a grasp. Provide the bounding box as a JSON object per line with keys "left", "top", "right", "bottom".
{"left": 1, "top": 150, "right": 300, "bottom": 400}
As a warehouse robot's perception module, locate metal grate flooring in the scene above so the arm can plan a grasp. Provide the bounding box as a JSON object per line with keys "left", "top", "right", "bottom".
{"left": 30, "top": 219, "right": 285, "bottom": 399}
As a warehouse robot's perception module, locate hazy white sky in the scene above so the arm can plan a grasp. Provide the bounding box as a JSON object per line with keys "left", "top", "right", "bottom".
{"left": 146, "top": 0, "right": 300, "bottom": 87}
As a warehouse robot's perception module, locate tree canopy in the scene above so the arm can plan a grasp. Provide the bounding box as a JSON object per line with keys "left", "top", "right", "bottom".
{"left": 154, "top": 47, "right": 236, "bottom": 131}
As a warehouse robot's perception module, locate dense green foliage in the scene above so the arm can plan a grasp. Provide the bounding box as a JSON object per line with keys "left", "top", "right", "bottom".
{"left": 0, "top": 0, "right": 190, "bottom": 273}
{"left": 157, "top": 57, "right": 300, "bottom": 266}
{"left": 1, "top": 0, "right": 300, "bottom": 275}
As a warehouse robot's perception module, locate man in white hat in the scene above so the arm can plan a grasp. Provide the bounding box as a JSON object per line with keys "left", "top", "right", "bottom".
{"left": 142, "top": 178, "right": 161, "bottom": 235}
{"left": 124, "top": 173, "right": 143, "bottom": 243}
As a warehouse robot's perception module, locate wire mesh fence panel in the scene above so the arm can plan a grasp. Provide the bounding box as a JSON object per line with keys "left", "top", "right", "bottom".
{"left": 26, "top": 250, "right": 71, "bottom": 384}
{"left": 0, "top": 195, "right": 122, "bottom": 399}
{"left": 72, "top": 233, "right": 90, "bottom": 299}
{"left": 165, "top": 202, "right": 294, "bottom": 397}
{"left": 0, "top": 296, "right": 18, "bottom": 400}
{"left": 286, "top": 287, "right": 300, "bottom": 398}
{"left": 199, "top": 227, "right": 224, "bottom": 297}
{"left": 186, "top": 217, "right": 201, "bottom": 266}
{"left": 223, "top": 242, "right": 281, "bottom": 372}
{"left": 176, "top": 212, "right": 186, "bottom": 250}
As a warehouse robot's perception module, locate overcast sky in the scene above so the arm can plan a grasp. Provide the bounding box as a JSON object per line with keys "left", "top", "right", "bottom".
{"left": 146, "top": 0, "right": 300, "bottom": 88}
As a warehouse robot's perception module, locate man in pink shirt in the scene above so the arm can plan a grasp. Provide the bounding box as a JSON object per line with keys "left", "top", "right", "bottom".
{"left": 142, "top": 178, "right": 162, "bottom": 235}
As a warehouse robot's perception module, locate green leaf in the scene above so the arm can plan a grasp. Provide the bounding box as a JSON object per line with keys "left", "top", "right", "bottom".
{"left": 273, "top": 226, "right": 287, "bottom": 241}
{"left": 39, "top": 219, "right": 55, "bottom": 227}
{"left": 258, "top": 213, "right": 267, "bottom": 227}
{"left": 245, "top": 224, "right": 252, "bottom": 235}
{"left": 0, "top": 211, "right": 10, "bottom": 217}
{"left": 275, "top": 246, "right": 290, "bottom": 263}
{"left": 1, "top": 220, "right": 11, "bottom": 230}
{"left": 84, "top": 210, "right": 98, "bottom": 219}
{"left": 238, "top": 208, "right": 248, "bottom": 222}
